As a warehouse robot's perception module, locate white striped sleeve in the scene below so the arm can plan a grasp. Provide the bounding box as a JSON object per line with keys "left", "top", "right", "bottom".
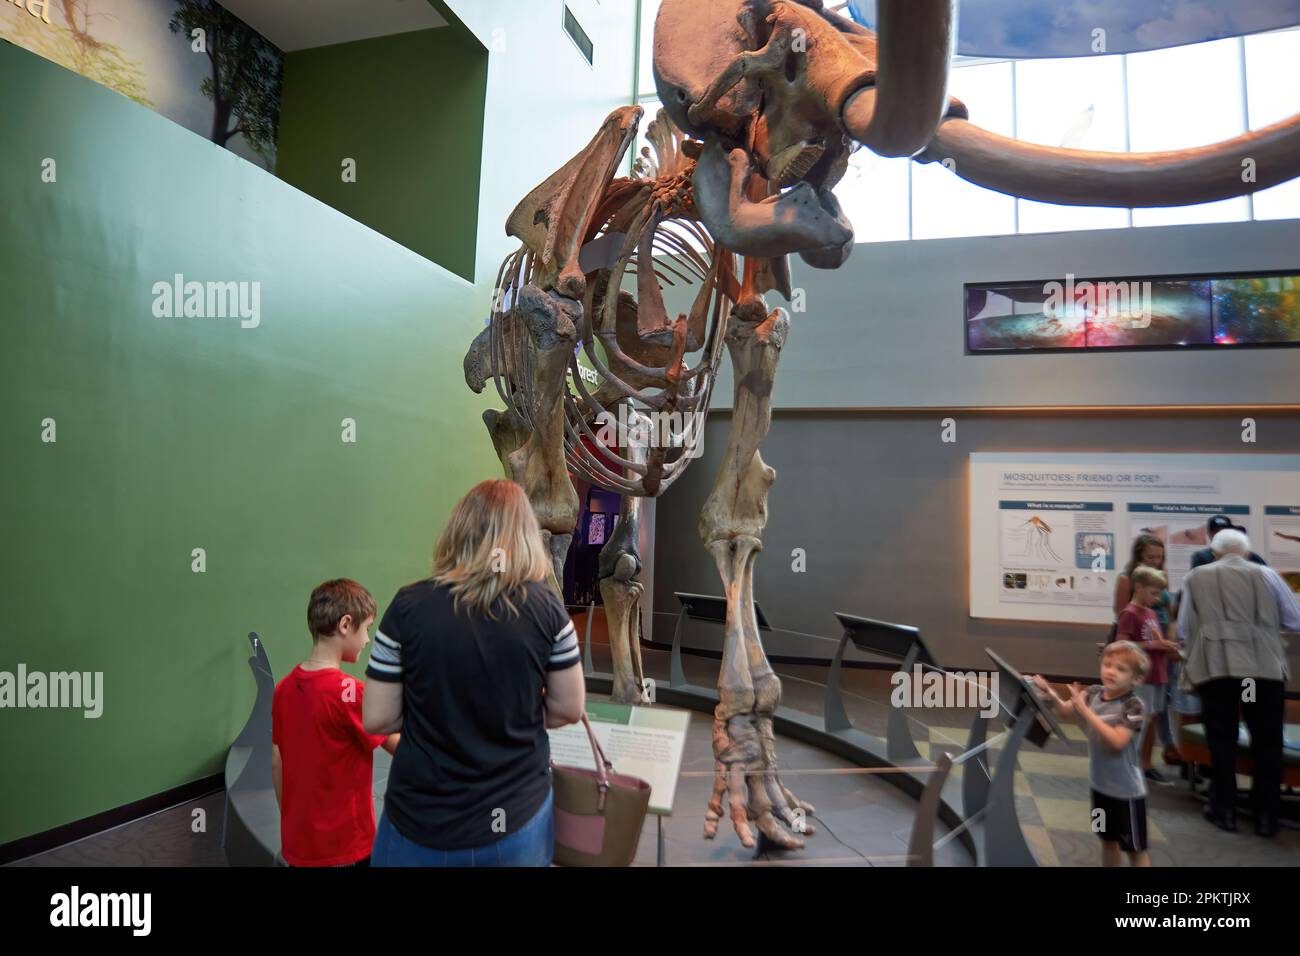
{"left": 366, "top": 627, "right": 403, "bottom": 682}
{"left": 548, "top": 619, "right": 580, "bottom": 671}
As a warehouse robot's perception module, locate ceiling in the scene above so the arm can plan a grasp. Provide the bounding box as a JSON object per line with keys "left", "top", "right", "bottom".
{"left": 218, "top": 0, "right": 447, "bottom": 53}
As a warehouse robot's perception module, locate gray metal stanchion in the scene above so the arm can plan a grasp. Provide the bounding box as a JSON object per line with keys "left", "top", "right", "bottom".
{"left": 669, "top": 604, "right": 689, "bottom": 688}
{"left": 582, "top": 600, "right": 596, "bottom": 676}
{"left": 823, "top": 626, "right": 923, "bottom": 760}
{"left": 829, "top": 613, "right": 933, "bottom": 760}
{"left": 983, "top": 706, "right": 1041, "bottom": 867}
{"left": 907, "top": 751, "right": 955, "bottom": 866}
{"left": 963, "top": 713, "right": 994, "bottom": 820}
{"left": 887, "top": 643, "right": 923, "bottom": 762}
{"left": 823, "top": 629, "right": 854, "bottom": 733}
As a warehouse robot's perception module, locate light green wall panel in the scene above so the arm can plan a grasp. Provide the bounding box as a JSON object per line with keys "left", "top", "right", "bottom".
{"left": 275, "top": 28, "right": 486, "bottom": 282}
{"left": 0, "top": 39, "right": 499, "bottom": 845}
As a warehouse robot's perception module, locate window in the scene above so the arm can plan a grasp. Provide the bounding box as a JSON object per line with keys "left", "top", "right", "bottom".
{"left": 1126, "top": 38, "right": 1249, "bottom": 227}
{"left": 637, "top": 0, "right": 662, "bottom": 96}
{"left": 911, "top": 62, "right": 1017, "bottom": 240}
{"left": 835, "top": 151, "right": 911, "bottom": 243}
{"left": 1013, "top": 56, "right": 1130, "bottom": 234}
{"left": 1245, "top": 29, "right": 1300, "bottom": 221}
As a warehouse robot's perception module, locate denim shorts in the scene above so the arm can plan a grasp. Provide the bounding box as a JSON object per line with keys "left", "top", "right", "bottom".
{"left": 1136, "top": 682, "right": 1167, "bottom": 715}
{"left": 1165, "top": 661, "right": 1202, "bottom": 716}
{"left": 371, "top": 787, "right": 554, "bottom": 867}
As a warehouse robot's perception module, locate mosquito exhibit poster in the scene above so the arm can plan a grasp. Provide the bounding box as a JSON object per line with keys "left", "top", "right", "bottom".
{"left": 969, "top": 453, "right": 1300, "bottom": 624}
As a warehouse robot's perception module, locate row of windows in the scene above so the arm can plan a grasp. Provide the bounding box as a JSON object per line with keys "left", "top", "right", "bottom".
{"left": 633, "top": 15, "right": 1300, "bottom": 241}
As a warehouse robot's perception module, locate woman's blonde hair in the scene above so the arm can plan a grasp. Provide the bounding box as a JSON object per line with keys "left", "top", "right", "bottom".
{"left": 432, "top": 479, "right": 552, "bottom": 619}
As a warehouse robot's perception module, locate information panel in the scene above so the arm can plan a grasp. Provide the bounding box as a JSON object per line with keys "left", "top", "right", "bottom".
{"left": 547, "top": 701, "right": 690, "bottom": 815}
{"left": 970, "top": 453, "right": 1300, "bottom": 624}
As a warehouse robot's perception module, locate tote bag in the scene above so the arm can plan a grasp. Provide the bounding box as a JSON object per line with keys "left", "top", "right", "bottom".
{"left": 550, "top": 713, "right": 652, "bottom": 866}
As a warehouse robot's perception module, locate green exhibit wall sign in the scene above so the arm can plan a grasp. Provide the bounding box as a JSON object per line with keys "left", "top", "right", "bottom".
{"left": 0, "top": 39, "right": 500, "bottom": 846}
{"left": 275, "top": 27, "right": 487, "bottom": 282}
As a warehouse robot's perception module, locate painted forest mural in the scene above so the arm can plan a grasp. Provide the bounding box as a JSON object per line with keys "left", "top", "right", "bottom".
{"left": 2, "top": 0, "right": 283, "bottom": 170}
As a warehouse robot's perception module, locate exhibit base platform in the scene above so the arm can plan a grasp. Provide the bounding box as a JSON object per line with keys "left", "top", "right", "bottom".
{"left": 222, "top": 621, "right": 1050, "bottom": 866}
{"left": 582, "top": 672, "right": 979, "bottom": 865}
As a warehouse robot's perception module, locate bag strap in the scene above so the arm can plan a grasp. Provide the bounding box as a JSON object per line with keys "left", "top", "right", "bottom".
{"left": 578, "top": 713, "right": 615, "bottom": 812}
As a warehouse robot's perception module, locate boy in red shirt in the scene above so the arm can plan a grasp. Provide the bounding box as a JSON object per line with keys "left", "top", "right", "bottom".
{"left": 272, "top": 579, "right": 399, "bottom": 866}
{"left": 1116, "top": 564, "right": 1180, "bottom": 783}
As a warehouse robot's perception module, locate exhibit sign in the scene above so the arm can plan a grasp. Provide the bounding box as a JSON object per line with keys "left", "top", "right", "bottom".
{"left": 547, "top": 701, "right": 690, "bottom": 815}
{"left": 969, "top": 453, "right": 1300, "bottom": 624}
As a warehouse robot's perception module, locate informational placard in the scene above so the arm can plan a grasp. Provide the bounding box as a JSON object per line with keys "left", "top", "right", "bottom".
{"left": 1265, "top": 506, "right": 1300, "bottom": 596}
{"left": 970, "top": 453, "right": 1300, "bottom": 624}
{"left": 547, "top": 701, "right": 690, "bottom": 815}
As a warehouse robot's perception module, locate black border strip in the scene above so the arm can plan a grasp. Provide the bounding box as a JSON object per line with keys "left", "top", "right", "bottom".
{"left": 0, "top": 774, "right": 223, "bottom": 866}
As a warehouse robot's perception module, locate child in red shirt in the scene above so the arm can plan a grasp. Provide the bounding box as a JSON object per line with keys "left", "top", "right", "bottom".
{"left": 272, "top": 579, "right": 399, "bottom": 866}
{"left": 1115, "top": 564, "right": 1180, "bottom": 783}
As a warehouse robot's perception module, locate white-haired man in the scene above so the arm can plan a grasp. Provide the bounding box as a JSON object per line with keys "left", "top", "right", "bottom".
{"left": 1178, "top": 528, "right": 1299, "bottom": 836}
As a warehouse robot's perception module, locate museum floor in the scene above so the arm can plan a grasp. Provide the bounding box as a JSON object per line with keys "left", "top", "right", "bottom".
{"left": 9, "top": 637, "right": 1300, "bottom": 868}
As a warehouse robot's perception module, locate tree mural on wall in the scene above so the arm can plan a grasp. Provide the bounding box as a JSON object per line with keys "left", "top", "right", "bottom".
{"left": 168, "top": 0, "right": 282, "bottom": 166}
{"left": 0, "top": 1, "right": 152, "bottom": 107}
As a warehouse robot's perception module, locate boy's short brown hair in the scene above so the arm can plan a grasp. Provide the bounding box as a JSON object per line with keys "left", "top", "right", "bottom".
{"left": 307, "top": 579, "right": 376, "bottom": 640}
{"left": 1102, "top": 640, "right": 1150, "bottom": 679}
{"left": 1129, "top": 564, "right": 1168, "bottom": 590}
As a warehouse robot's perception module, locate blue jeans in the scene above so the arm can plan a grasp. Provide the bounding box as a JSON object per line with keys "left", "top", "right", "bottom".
{"left": 371, "top": 788, "right": 553, "bottom": 867}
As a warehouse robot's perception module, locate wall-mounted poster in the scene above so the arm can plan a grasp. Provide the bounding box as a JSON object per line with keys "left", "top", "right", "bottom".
{"left": 970, "top": 453, "right": 1300, "bottom": 624}
{"left": 1, "top": 0, "right": 283, "bottom": 170}
{"left": 966, "top": 272, "right": 1300, "bottom": 353}
{"left": 1265, "top": 506, "right": 1300, "bottom": 595}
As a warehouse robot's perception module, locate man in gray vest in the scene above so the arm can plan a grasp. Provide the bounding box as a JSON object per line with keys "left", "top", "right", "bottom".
{"left": 1178, "top": 529, "right": 1299, "bottom": 836}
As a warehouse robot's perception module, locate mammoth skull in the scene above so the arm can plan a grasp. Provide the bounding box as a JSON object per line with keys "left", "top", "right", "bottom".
{"left": 652, "top": 0, "right": 1300, "bottom": 265}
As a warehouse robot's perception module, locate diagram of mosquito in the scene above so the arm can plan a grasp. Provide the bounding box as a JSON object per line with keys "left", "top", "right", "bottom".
{"left": 1011, "top": 515, "right": 1065, "bottom": 563}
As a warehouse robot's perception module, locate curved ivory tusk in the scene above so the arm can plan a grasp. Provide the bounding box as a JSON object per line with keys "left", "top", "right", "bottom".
{"left": 919, "top": 113, "right": 1300, "bottom": 207}
{"left": 841, "top": 0, "right": 957, "bottom": 158}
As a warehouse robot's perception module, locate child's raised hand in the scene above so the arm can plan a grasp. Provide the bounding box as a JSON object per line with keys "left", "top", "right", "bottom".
{"left": 1067, "top": 682, "right": 1087, "bottom": 710}
{"left": 1029, "top": 674, "right": 1051, "bottom": 697}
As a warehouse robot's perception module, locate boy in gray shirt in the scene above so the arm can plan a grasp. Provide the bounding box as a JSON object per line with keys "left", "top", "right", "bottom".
{"left": 1033, "top": 641, "right": 1150, "bottom": 866}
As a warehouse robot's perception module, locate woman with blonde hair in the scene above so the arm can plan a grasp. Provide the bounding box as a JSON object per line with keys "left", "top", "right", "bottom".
{"left": 363, "top": 479, "right": 585, "bottom": 866}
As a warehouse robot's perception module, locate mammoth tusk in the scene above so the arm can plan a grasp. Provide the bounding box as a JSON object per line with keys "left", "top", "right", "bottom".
{"left": 918, "top": 112, "right": 1300, "bottom": 207}
{"left": 841, "top": 0, "right": 957, "bottom": 158}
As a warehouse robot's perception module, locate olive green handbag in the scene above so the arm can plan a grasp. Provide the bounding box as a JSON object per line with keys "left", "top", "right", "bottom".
{"left": 551, "top": 713, "right": 652, "bottom": 867}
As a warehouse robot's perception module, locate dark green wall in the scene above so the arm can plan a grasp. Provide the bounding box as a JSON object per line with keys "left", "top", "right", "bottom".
{"left": 0, "top": 39, "right": 499, "bottom": 846}
{"left": 275, "top": 28, "right": 486, "bottom": 282}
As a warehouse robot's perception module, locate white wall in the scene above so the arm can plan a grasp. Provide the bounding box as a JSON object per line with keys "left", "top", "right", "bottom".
{"left": 437, "top": 0, "right": 640, "bottom": 289}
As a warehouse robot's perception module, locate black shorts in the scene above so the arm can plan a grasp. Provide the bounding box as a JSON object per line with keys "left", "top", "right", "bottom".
{"left": 1091, "top": 790, "right": 1148, "bottom": 854}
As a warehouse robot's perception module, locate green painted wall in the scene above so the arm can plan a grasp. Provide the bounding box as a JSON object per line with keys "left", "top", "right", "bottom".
{"left": 0, "top": 39, "right": 499, "bottom": 846}
{"left": 275, "top": 28, "right": 486, "bottom": 282}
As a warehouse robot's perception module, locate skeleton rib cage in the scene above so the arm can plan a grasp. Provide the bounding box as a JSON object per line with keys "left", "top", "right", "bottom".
{"left": 485, "top": 110, "right": 741, "bottom": 498}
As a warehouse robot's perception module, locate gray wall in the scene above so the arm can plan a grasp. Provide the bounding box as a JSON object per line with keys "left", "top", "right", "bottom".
{"left": 664, "top": 218, "right": 1300, "bottom": 410}
{"left": 652, "top": 409, "right": 1300, "bottom": 684}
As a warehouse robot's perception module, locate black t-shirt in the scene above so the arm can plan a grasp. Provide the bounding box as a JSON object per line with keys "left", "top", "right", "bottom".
{"left": 366, "top": 578, "right": 579, "bottom": 850}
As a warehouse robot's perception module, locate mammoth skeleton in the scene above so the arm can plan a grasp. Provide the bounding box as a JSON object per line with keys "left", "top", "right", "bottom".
{"left": 463, "top": 0, "right": 1300, "bottom": 851}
